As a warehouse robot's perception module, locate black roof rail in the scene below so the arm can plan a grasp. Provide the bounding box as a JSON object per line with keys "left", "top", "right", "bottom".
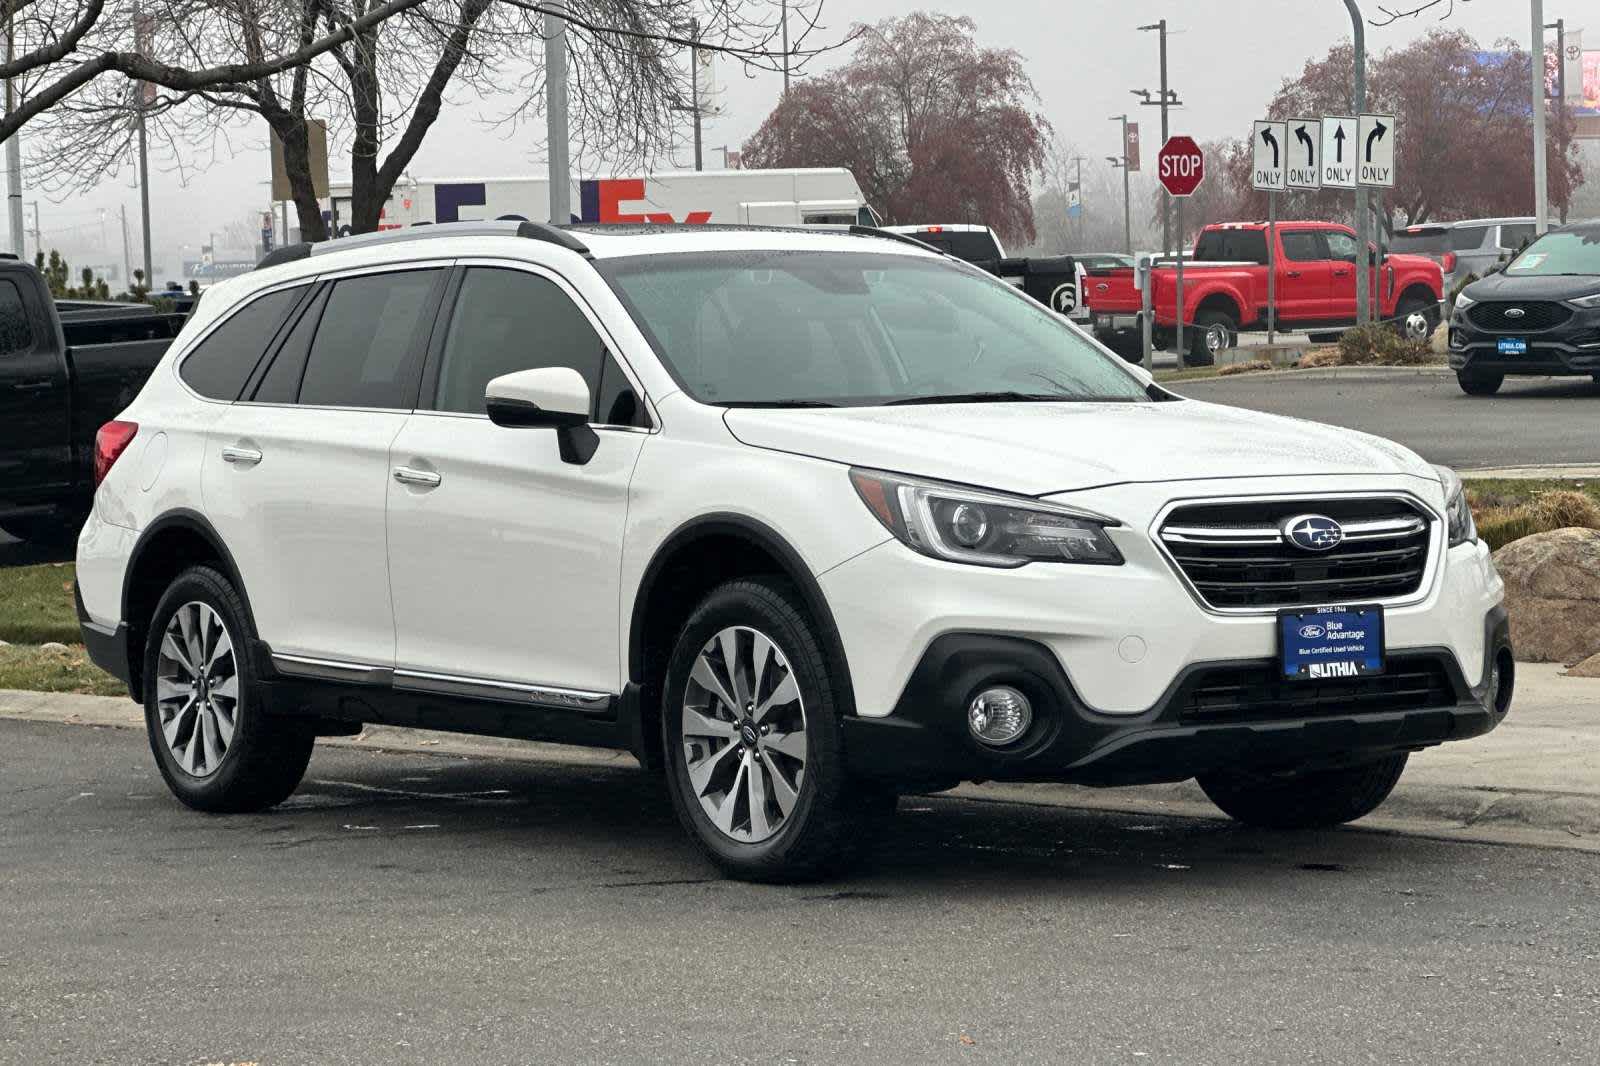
{"left": 846, "top": 225, "right": 945, "bottom": 255}
{"left": 254, "top": 220, "right": 591, "bottom": 271}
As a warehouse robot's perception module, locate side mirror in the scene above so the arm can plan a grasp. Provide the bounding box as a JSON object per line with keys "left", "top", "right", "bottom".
{"left": 486, "top": 367, "right": 591, "bottom": 429}
{"left": 485, "top": 366, "right": 599, "bottom": 465}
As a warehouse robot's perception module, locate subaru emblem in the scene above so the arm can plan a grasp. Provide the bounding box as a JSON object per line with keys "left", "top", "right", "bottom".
{"left": 1504, "top": 307, "right": 1526, "bottom": 319}
{"left": 1283, "top": 514, "right": 1344, "bottom": 552}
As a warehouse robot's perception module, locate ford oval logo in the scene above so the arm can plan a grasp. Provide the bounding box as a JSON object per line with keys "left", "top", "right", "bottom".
{"left": 1504, "top": 307, "right": 1526, "bottom": 318}
{"left": 1299, "top": 623, "right": 1326, "bottom": 639}
{"left": 1283, "top": 514, "right": 1344, "bottom": 552}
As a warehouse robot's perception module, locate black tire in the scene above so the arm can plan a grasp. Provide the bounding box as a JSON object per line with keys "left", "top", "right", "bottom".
{"left": 1457, "top": 371, "right": 1504, "bottom": 396}
{"left": 142, "top": 565, "right": 313, "bottom": 813}
{"left": 1197, "top": 753, "right": 1408, "bottom": 830}
{"left": 1392, "top": 296, "right": 1439, "bottom": 342}
{"left": 1185, "top": 310, "right": 1236, "bottom": 367}
{"left": 660, "top": 576, "right": 875, "bottom": 882}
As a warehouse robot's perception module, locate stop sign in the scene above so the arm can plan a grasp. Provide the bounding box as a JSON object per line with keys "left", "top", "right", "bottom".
{"left": 1158, "top": 136, "right": 1205, "bottom": 197}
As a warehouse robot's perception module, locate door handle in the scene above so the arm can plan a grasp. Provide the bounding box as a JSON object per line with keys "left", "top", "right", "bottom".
{"left": 392, "top": 466, "right": 442, "bottom": 488}
{"left": 15, "top": 379, "right": 53, "bottom": 392}
{"left": 1332, "top": 268, "right": 1350, "bottom": 277}
{"left": 1286, "top": 270, "right": 1302, "bottom": 279}
{"left": 220, "top": 445, "right": 263, "bottom": 465}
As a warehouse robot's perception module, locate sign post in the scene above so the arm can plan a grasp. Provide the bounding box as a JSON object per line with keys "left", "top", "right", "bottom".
{"left": 1357, "top": 113, "right": 1396, "bottom": 322}
{"left": 1158, "top": 135, "right": 1205, "bottom": 362}
{"left": 1252, "top": 121, "right": 1287, "bottom": 343}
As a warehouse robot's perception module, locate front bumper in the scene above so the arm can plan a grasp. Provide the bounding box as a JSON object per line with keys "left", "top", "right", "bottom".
{"left": 1448, "top": 305, "right": 1600, "bottom": 376}
{"left": 843, "top": 607, "right": 1511, "bottom": 788}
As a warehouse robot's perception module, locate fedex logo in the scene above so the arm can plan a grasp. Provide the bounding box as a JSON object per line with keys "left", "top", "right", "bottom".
{"left": 580, "top": 178, "right": 711, "bottom": 224}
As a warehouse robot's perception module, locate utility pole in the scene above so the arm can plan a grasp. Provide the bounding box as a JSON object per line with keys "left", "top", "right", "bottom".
{"left": 781, "top": 0, "right": 790, "bottom": 97}
{"left": 1137, "top": 20, "right": 1176, "bottom": 253}
{"left": 4, "top": 9, "right": 23, "bottom": 258}
{"left": 544, "top": 1, "right": 571, "bottom": 224}
{"left": 120, "top": 205, "right": 132, "bottom": 289}
{"left": 1108, "top": 114, "right": 1132, "bottom": 255}
{"left": 690, "top": 17, "right": 703, "bottom": 171}
{"left": 1531, "top": 0, "right": 1548, "bottom": 235}
{"left": 1343, "top": 0, "right": 1369, "bottom": 326}
{"left": 1546, "top": 16, "right": 1566, "bottom": 223}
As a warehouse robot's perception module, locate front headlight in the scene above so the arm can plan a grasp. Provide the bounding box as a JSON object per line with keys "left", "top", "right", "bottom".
{"left": 1433, "top": 464, "right": 1476, "bottom": 546}
{"left": 849, "top": 468, "right": 1124, "bottom": 567}
{"left": 1570, "top": 291, "right": 1600, "bottom": 309}
{"left": 1452, "top": 291, "right": 1476, "bottom": 311}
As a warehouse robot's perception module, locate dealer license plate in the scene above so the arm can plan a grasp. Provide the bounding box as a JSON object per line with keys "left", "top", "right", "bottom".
{"left": 1497, "top": 337, "right": 1528, "bottom": 355}
{"left": 1278, "top": 605, "right": 1385, "bottom": 682}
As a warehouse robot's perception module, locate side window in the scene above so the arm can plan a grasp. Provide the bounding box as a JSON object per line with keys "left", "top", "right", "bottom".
{"left": 1449, "top": 226, "right": 1490, "bottom": 252}
{"left": 251, "top": 285, "right": 328, "bottom": 404}
{"left": 1497, "top": 223, "right": 1536, "bottom": 251}
{"left": 297, "top": 269, "right": 441, "bottom": 409}
{"left": 435, "top": 267, "right": 640, "bottom": 424}
{"left": 1325, "top": 232, "right": 1359, "bottom": 262}
{"left": 179, "top": 285, "right": 305, "bottom": 400}
{"left": 1280, "top": 231, "right": 1325, "bottom": 262}
{"left": 0, "top": 279, "right": 33, "bottom": 355}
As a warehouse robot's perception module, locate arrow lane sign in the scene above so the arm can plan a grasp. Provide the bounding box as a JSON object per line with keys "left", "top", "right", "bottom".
{"left": 1288, "top": 118, "right": 1321, "bottom": 189}
{"left": 1251, "top": 120, "right": 1287, "bottom": 191}
{"left": 1333, "top": 125, "right": 1346, "bottom": 162}
{"left": 1357, "top": 112, "right": 1395, "bottom": 188}
{"left": 1320, "top": 116, "right": 1356, "bottom": 188}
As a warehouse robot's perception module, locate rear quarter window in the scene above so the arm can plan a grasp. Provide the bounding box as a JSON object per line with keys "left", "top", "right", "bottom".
{"left": 1449, "top": 226, "right": 1490, "bottom": 252}
{"left": 179, "top": 286, "right": 306, "bottom": 400}
{"left": 1194, "top": 230, "right": 1268, "bottom": 264}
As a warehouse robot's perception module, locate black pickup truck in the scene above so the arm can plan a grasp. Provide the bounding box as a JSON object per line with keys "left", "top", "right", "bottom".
{"left": 0, "top": 258, "right": 187, "bottom": 544}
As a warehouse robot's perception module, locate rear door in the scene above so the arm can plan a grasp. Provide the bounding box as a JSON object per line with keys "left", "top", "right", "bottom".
{"left": 201, "top": 264, "right": 447, "bottom": 669}
{"left": 385, "top": 261, "right": 650, "bottom": 700}
{"left": 1276, "top": 229, "right": 1334, "bottom": 322}
{"left": 0, "top": 273, "right": 70, "bottom": 501}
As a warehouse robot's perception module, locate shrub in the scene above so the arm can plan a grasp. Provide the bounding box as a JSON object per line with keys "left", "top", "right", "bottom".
{"left": 1334, "top": 323, "right": 1435, "bottom": 366}
{"left": 1469, "top": 492, "right": 1600, "bottom": 551}
{"left": 1523, "top": 490, "right": 1600, "bottom": 531}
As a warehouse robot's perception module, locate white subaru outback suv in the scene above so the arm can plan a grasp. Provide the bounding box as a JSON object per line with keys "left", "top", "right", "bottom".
{"left": 76, "top": 221, "right": 1512, "bottom": 881}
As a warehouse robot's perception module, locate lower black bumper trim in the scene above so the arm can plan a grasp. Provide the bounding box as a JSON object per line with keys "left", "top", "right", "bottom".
{"left": 75, "top": 580, "right": 134, "bottom": 697}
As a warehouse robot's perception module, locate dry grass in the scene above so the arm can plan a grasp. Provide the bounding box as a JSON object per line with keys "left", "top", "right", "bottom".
{"left": 1465, "top": 482, "right": 1600, "bottom": 550}
{"left": 1217, "top": 360, "right": 1274, "bottom": 376}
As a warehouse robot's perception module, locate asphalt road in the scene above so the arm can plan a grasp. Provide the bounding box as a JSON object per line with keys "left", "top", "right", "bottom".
{"left": 5, "top": 721, "right": 1597, "bottom": 1065}
{"left": 1172, "top": 371, "right": 1600, "bottom": 470}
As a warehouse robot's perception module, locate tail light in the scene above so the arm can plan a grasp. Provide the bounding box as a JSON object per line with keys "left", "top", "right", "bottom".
{"left": 1441, "top": 252, "right": 1457, "bottom": 273}
{"left": 94, "top": 420, "right": 139, "bottom": 487}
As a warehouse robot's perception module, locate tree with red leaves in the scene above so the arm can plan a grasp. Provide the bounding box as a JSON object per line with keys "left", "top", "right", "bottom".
{"left": 741, "top": 12, "right": 1049, "bottom": 246}
{"left": 1196, "top": 29, "right": 1583, "bottom": 227}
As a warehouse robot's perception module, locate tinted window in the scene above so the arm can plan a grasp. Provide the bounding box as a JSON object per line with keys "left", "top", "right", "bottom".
{"left": 1280, "top": 232, "right": 1325, "bottom": 262}
{"left": 298, "top": 270, "right": 440, "bottom": 409}
{"left": 1194, "top": 229, "right": 1268, "bottom": 264}
{"left": 251, "top": 286, "right": 328, "bottom": 404}
{"left": 600, "top": 250, "right": 1148, "bottom": 407}
{"left": 1325, "top": 232, "right": 1359, "bottom": 262}
{"left": 1388, "top": 229, "right": 1449, "bottom": 255}
{"left": 435, "top": 267, "right": 640, "bottom": 423}
{"left": 910, "top": 230, "right": 1004, "bottom": 262}
{"left": 1497, "top": 223, "right": 1536, "bottom": 250}
{"left": 0, "top": 279, "right": 32, "bottom": 355}
{"left": 180, "top": 286, "right": 304, "bottom": 400}
{"left": 1449, "top": 225, "right": 1490, "bottom": 252}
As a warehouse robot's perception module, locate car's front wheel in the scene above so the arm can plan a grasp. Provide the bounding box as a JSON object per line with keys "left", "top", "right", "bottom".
{"left": 661, "top": 577, "right": 877, "bottom": 882}
{"left": 143, "top": 565, "right": 314, "bottom": 812}
{"left": 1197, "top": 753, "right": 1408, "bottom": 829}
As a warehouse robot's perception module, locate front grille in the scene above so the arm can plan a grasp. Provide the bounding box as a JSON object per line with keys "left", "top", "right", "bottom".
{"left": 1467, "top": 301, "right": 1572, "bottom": 333}
{"left": 1178, "top": 657, "right": 1455, "bottom": 724}
{"left": 1160, "top": 498, "right": 1433, "bottom": 610}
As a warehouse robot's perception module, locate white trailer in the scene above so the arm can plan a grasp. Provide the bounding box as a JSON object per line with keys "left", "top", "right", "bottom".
{"left": 323, "top": 168, "right": 878, "bottom": 234}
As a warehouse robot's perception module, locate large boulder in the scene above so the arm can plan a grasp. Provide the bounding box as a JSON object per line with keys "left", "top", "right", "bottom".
{"left": 1492, "top": 527, "right": 1600, "bottom": 663}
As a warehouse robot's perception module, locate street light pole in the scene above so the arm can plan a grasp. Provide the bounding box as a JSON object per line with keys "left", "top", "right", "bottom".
{"left": 781, "top": 0, "right": 790, "bottom": 97}
{"left": 1138, "top": 21, "right": 1172, "bottom": 253}
{"left": 544, "top": 1, "right": 571, "bottom": 224}
{"left": 1343, "top": 0, "right": 1369, "bottom": 326}
{"left": 1544, "top": 15, "right": 1564, "bottom": 224}
{"left": 4, "top": 11, "right": 23, "bottom": 259}
{"left": 690, "top": 18, "right": 703, "bottom": 171}
{"left": 1531, "top": 0, "right": 1548, "bottom": 236}
{"left": 1109, "top": 114, "right": 1132, "bottom": 255}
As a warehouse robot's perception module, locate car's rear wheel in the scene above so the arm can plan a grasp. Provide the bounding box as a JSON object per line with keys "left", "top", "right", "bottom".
{"left": 1393, "top": 296, "right": 1438, "bottom": 341}
{"left": 1457, "top": 371, "right": 1504, "bottom": 396}
{"left": 661, "top": 577, "right": 878, "bottom": 882}
{"left": 1185, "top": 310, "right": 1236, "bottom": 367}
{"left": 1197, "top": 753, "right": 1408, "bottom": 829}
{"left": 143, "top": 565, "right": 313, "bottom": 812}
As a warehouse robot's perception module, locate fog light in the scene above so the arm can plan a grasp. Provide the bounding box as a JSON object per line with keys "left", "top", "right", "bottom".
{"left": 967, "top": 686, "right": 1033, "bottom": 746}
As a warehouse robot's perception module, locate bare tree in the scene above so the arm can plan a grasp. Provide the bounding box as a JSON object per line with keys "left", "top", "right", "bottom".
{"left": 33, "top": 0, "right": 852, "bottom": 239}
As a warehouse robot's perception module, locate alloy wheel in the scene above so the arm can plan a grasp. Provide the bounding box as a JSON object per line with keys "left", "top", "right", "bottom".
{"left": 1206, "top": 325, "right": 1227, "bottom": 353}
{"left": 679, "top": 625, "right": 808, "bottom": 843}
{"left": 155, "top": 601, "right": 240, "bottom": 778}
{"left": 1404, "top": 311, "right": 1430, "bottom": 340}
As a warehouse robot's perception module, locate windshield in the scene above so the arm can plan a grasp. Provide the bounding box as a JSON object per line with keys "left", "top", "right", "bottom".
{"left": 597, "top": 250, "right": 1149, "bottom": 407}
{"left": 1503, "top": 227, "right": 1600, "bottom": 277}
{"left": 1389, "top": 229, "right": 1448, "bottom": 255}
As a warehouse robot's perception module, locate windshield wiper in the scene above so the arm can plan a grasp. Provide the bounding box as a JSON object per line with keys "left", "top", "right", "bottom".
{"left": 719, "top": 399, "right": 841, "bottom": 408}
{"left": 883, "top": 391, "right": 1077, "bottom": 406}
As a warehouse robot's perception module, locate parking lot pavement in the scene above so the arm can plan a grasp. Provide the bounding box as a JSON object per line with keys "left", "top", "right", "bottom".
{"left": 5, "top": 720, "right": 1599, "bottom": 1065}
{"left": 1171, "top": 370, "right": 1600, "bottom": 469}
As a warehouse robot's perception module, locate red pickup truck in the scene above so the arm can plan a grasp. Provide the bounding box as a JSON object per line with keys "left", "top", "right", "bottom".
{"left": 1083, "top": 221, "right": 1445, "bottom": 365}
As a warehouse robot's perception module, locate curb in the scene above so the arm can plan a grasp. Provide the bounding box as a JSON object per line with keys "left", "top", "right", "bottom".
{"left": 6, "top": 688, "right": 1598, "bottom": 854}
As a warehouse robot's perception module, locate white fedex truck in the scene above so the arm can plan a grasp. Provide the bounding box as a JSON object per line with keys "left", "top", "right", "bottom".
{"left": 324, "top": 168, "right": 879, "bottom": 234}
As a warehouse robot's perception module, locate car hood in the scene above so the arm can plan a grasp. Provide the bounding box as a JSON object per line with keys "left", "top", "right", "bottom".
{"left": 1387, "top": 252, "right": 1443, "bottom": 276}
{"left": 722, "top": 400, "right": 1431, "bottom": 496}
{"left": 1463, "top": 271, "right": 1600, "bottom": 302}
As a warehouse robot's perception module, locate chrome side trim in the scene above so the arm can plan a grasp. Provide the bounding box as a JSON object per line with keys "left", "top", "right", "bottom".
{"left": 1148, "top": 491, "right": 1443, "bottom": 618}
{"left": 272, "top": 653, "right": 394, "bottom": 686}
{"left": 392, "top": 669, "right": 614, "bottom": 714}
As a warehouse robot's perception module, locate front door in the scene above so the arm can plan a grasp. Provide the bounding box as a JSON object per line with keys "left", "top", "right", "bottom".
{"left": 1276, "top": 229, "right": 1334, "bottom": 323}
{"left": 386, "top": 263, "right": 651, "bottom": 700}
{"left": 0, "top": 275, "right": 70, "bottom": 504}
{"left": 202, "top": 265, "right": 447, "bottom": 667}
